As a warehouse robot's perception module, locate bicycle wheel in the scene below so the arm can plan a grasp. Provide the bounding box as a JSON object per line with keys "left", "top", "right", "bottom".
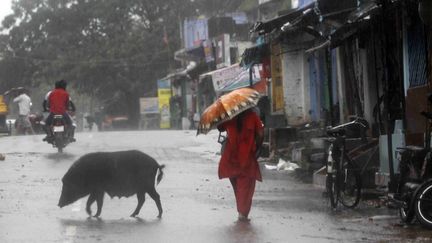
{"left": 415, "top": 181, "right": 432, "bottom": 229}
{"left": 326, "top": 172, "right": 339, "bottom": 209}
{"left": 339, "top": 158, "right": 361, "bottom": 208}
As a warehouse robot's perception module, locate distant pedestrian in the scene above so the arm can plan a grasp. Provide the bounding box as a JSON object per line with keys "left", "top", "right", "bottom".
{"left": 13, "top": 88, "right": 33, "bottom": 135}
{"left": 193, "top": 112, "right": 200, "bottom": 129}
{"left": 217, "top": 108, "right": 264, "bottom": 221}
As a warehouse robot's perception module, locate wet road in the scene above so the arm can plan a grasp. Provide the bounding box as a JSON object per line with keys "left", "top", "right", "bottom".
{"left": 1, "top": 130, "right": 432, "bottom": 242}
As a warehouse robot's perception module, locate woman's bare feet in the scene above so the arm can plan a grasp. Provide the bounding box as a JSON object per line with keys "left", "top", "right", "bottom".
{"left": 238, "top": 213, "right": 250, "bottom": 222}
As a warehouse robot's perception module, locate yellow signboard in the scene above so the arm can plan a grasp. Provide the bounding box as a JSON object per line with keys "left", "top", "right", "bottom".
{"left": 157, "top": 79, "right": 171, "bottom": 129}
{"left": 0, "top": 95, "right": 8, "bottom": 114}
{"left": 271, "top": 43, "right": 284, "bottom": 113}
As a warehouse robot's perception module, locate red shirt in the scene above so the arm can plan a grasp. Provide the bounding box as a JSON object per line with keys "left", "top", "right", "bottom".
{"left": 217, "top": 110, "right": 264, "bottom": 181}
{"left": 48, "top": 88, "right": 70, "bottom": 114}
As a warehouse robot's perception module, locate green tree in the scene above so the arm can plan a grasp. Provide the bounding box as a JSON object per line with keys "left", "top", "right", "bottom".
{"left": 0, "top": 0, "right": 196, "bottom": 126}
{"left": 0, "top": 0, "right": 247, "bottom": 126}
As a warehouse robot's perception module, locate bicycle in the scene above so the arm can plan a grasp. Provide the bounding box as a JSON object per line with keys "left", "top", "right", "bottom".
{"left": 325, "top": 117, "right": 377, "bottom": 209}
{"left": 389, "top": 95, "right": 432, "bottom": 228}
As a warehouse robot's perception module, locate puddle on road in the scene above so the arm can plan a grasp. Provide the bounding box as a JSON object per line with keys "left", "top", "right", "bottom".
{"left": 220, "top": 221, "right": 262, "bottom": 243}
{"left": 5, "top": 152, "right": 43, "bottom": 156}
{"left": 59, "top": 217, "right": 161, "bottom": 231}
{"left": 45, "top": 153, "right": 76, "bottom": 161}
{"left": 301, "top": 234, "right": 341, "bottom": 241}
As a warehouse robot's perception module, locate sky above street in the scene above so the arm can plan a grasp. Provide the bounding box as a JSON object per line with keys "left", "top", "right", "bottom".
{"left": 0, "top": 0, "right": 12, "bottom": 22}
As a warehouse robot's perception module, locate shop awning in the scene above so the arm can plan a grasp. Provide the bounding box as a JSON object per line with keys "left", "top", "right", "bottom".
{"left": 240, "top": 43, "right": 270, "bottom": 67}
{"left": 251, "top": 2, "right": 315, "bottom": 35}
{"left": 165, "top": 61, "right": 197, "bottom": 81}
{"left": 329, "top": 2, "right": 380, "bottom": 46}
{"left": 304, "top": 1, "right": 380, "bottom": 53}
{"left": 174, "top": 45, "right": 205, "bottom": 62}
{"left": 346, "top": 1, "right": 380, "bottom": 24}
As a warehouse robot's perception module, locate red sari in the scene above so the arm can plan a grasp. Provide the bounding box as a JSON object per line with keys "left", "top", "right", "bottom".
{"left": 217, "top": 109, "right": 264, "bottom": 217}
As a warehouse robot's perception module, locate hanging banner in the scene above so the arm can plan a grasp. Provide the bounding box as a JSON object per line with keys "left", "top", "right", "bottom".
{"left": 200, "top": 63, "right": 265, "bottom": 94}
{"left": 157, "top": 79, "right": 171, "bottom": 129}
{"left": 211, "top": 64, "right": 241, "bottom": 92}
{"left": 214, "top": 34, "right": 231, "bottom": 69}
{"left": 183, "top": 18, "right": 209, "bottom": 49}
{"left": 219, "top": 64, "right": 262, "bottom": 93}
{"left": 203, "top": 39, "right": 214, "bottom": 63}
{"left": 271, "top": 43, "right": 284, "bottom": 113}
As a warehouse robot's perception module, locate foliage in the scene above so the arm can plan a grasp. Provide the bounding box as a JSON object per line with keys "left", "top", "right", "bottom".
{"left": 0, "top": 0, "right": 245, "bottom": 125}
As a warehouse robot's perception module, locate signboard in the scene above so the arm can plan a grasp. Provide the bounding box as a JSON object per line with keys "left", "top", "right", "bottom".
{"left": 139, "top": 97, "right": 159, "bottom": 114}
{"left": 203, "top": 39, "right": 214, "bottom": 63}
{"left": 183, "top": 18, "right": 208, "bottom": 49}
{"left": 211, "top": 64, "right": 241, "bottom": 92}
{"left": 214, "top": 34, "right": 231, "bottom": 69}
{"left": 271, "top": 43, "right": 284, "bottom": 113}
{"left": 0, "top": 95, "right": 8, "bottom": 114}
{"left": 157, "top": 79, "right": 171, "bottom": 129}
{"left": 219, "top": 64, "right": 263, "bottom": 92}
{"left": 201, "top": 63, "right": 263, "bottom": 93}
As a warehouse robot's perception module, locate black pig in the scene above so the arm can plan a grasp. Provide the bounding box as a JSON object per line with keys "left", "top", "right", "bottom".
{"left": 58, "top": 150, "right": 164, "bottom": 218}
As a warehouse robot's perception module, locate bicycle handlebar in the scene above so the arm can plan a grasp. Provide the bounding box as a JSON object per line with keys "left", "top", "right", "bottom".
{"left": 327, "top": 117, "right": 368, "bottom": 133}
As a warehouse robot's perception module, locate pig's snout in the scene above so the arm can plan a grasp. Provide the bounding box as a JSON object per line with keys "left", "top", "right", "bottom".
{"left": 58, "top": 194, "right": 67, "bottom": 208}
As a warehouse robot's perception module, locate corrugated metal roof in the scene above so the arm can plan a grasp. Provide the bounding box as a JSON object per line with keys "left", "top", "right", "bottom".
{"left": 251, "top": 2, "right": 315, "bottom": 34}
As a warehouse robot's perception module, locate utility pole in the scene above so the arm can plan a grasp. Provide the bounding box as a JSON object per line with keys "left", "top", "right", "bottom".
{"left": 381, "top": 0, "right": 396, "bottom": 192}
{"left": 326, "top": 48, "right": 334, "bottom": 126}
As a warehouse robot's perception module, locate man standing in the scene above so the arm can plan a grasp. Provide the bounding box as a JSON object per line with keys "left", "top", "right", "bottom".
{"left": 13, "top": 88, "right": 33, "bottom": 135}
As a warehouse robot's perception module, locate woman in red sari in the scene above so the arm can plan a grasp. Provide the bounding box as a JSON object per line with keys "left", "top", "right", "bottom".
{"left": 217, "top": 108, "right": 264, "bottom": 221}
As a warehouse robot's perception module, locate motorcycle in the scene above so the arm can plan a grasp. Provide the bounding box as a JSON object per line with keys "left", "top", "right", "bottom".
{"left": 84, "top": 114, "right": 95, "bottom": 131}
{"left": 44, "top": 114, "right": 74, "bottom": 153}
{"left": 28, "top": 113, "right": 44, "bottom": 134}
{"left": 390, "top": 94, "right": 432, "bottom": 228}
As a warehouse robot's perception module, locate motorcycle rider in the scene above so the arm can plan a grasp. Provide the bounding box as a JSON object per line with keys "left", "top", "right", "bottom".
{"left": 42, "top": 80, "right": 76, "bottom": 142}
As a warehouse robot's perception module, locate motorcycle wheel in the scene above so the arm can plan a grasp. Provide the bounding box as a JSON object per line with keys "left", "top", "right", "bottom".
{"left": 54, "top": 134, "right": 64, "bottom": 153}
{"left": 326, "top": 173, "right": 338, "bottom": 209}
{"left": 414, "top": 181, "right": 432, "bottom": 229}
